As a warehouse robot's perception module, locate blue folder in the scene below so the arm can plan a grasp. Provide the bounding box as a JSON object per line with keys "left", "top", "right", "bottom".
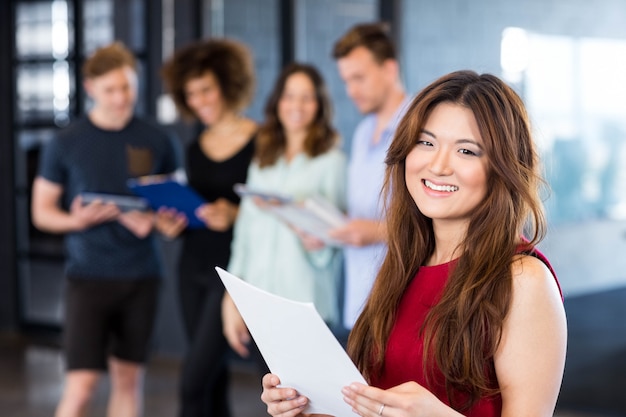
{"left": 128, "top": 178, "right": 206, "bottom": 229}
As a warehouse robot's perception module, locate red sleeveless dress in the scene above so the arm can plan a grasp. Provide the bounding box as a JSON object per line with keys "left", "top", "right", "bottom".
{"left": 369, "top": 249, "right": 560, "bottom": 416}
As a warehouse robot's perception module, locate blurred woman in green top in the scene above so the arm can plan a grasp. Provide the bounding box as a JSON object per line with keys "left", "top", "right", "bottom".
{"left": 222, "top": 63, "right": 346, "bottom": 364}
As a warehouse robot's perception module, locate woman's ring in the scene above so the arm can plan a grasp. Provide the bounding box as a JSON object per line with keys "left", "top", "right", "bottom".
{"left": 378, "top": 403, "right": 386, "bottom": 416}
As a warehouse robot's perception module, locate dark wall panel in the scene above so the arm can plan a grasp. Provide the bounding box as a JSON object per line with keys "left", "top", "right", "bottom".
{"left": 0, "top": 0, "right": 18, "bottom": 331}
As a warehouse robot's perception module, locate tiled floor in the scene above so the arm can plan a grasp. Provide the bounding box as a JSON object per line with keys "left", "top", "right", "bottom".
{"left": 0, "top": 334, "right": 617, "bottom": 417}
{"left": 0, "top": 334, "right": 266, "bottom": 417}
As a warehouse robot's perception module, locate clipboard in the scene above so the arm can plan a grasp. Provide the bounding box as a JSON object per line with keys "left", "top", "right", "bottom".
{"left": 127, "top": 176, "right": 206, "bottom": 228}
{"left": 215, "top": 267, "right": 366, "bottom": 415}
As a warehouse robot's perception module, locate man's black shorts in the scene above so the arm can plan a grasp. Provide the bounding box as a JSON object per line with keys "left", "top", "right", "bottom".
{"left": 64, "top": 277, "right": 160, "bottom": 371}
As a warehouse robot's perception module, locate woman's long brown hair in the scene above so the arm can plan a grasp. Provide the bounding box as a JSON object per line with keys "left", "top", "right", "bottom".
{"left": 347, "top": 71, "right": 547, "bottom": 410}
{"left": 255, "top": 63, "right": 338, "bottom": 167}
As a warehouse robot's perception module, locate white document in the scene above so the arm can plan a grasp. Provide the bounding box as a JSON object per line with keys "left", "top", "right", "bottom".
{"left": 215, "top": 267, "right": 366, "bottom": 416}
{"left": 233, "top": 183, "right": 293, "bottom": 204}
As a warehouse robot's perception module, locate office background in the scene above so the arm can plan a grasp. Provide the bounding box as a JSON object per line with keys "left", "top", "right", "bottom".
{"left": 1, "top": 0, "right": 625, "bottom": 415}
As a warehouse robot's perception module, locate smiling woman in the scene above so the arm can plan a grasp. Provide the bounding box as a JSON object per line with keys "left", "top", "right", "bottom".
{"left": 254, "top": 63, "right": 338, "bottom": 168}
{"left": 159, "top": 38, "right": 258, "bottom": 417}
{"left": 277, "top": 72, "right": 319, "bottom": 145}
{"left": 261, "top": 70, "right": 567, "bottom": 417}
{"left": 222, "top": 62, "right": 346, "bottom": 377}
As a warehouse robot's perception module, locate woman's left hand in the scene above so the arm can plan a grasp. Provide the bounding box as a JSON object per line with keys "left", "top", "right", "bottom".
{"left": 342, "top": 381, "right": 461, "bottom": 417}
{"left": 154, "top": 207, "right": 188, "bottom": 238}
{"left": 291, "top": 226, "right": 326, "bottom": 251}
{"left": 196, "top": 198, "right": 238, "bottom": 232}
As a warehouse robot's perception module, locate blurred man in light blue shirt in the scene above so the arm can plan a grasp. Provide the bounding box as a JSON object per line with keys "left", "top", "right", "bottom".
{"left": 329, "top": 22, "right": 410, "bottom": 329}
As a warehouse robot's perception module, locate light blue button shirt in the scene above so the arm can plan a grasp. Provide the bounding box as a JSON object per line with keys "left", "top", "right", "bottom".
{"left": 228, "top": 149, "right": 347, "bottom": 325}
{"left": 343, "top": 98, "right": 411, "bottom": 329}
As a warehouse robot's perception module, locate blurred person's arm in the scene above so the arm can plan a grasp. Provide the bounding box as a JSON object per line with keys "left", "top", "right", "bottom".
{"left": 221, "top": 293, "right": 251, "bottom": 357}
{"left": 31, "top": 176, "right": 120, "bottom": 234}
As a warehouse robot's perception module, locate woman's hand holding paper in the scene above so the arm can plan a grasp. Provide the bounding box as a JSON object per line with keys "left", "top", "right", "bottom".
{"left": 154, "top": 207, "right": 188, "bottom": 238}
{"left": 261, "top": 373, "right": 311, "bottom": 417}
{"left": 341, "top": 381, "right": 458, "bottom": 417}
{"left": 196, "top": 198, "right": 239, "bottom": 231}
{"left": 291, "top": 226, "right": 326, "bottom": 251}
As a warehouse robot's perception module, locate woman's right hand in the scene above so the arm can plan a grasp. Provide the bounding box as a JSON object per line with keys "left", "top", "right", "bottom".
{"left": 154, "top": 207, "right": 188, "bottom": 238}
{"left": 196, "top": 199, "right": 238, "bottom": 232}
{"left": 261, "top": 373, "right": 310, "bottom": 417}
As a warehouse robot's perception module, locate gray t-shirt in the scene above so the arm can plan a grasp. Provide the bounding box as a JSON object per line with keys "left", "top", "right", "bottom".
{"left": 38, "top": 116, "right": 180, "bottom": 279}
